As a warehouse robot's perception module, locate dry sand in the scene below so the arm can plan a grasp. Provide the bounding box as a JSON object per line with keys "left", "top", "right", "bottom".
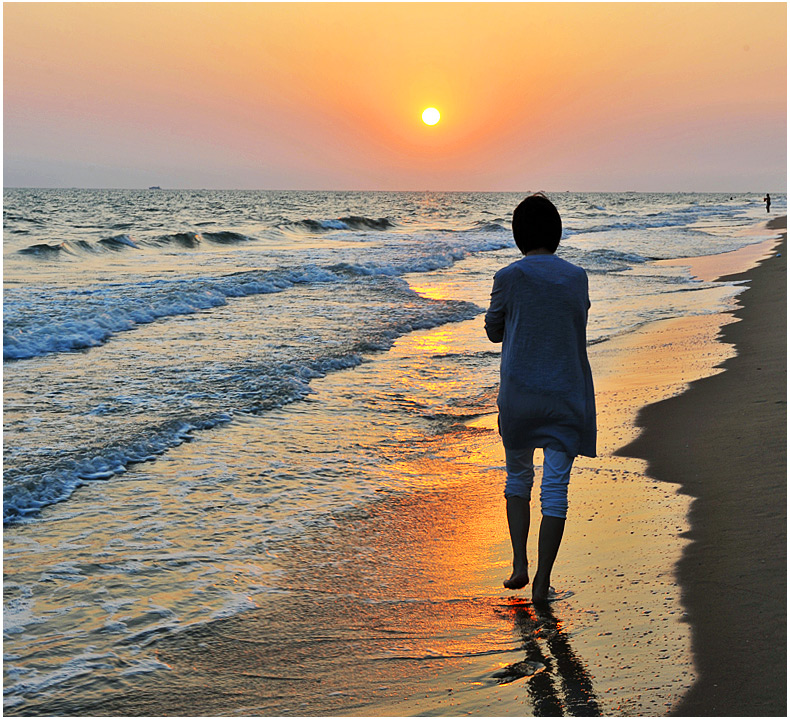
{"left": 617, "top": 219, "right": 787, "bottom": 716}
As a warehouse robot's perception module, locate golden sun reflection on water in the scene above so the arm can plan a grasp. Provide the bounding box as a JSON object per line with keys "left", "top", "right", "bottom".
{"left": 407, "top": 326, "right": 454, "bottom": 355}
{"left": 409, "top": 282, "right": 450, "bottom": 301}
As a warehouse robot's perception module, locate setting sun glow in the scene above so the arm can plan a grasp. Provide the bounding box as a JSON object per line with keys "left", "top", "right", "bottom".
{"left": 422, "top": 107, "right": 441, "bottom": 126}
{"left": 3, "top": 3, "right": 785, "bottom": 190}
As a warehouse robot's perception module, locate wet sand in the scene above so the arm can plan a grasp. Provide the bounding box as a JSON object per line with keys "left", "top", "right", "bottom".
{"left": 18, "top": 222, "right": 784, "bottom": 717}
{"left": 617, "top": 218, "right": 787, "bottom": 716}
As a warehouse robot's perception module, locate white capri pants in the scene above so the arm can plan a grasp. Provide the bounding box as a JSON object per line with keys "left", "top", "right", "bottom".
{"left": 504, "top": 446, "right": 574, "bottom": 519}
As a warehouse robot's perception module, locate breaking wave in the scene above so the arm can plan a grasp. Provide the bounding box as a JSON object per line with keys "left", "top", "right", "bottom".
{"left": 5, "top": 232, "right": 510, "bottom": 361}
{"left": 3, "top": 286, "right": 482, "bottom": 524}
{"left": 17, "top": 231, "right": 256, "bottom": 257}
{"left": 98, "top": 234, "right": 140, "bottom": 250}
{"left": 201, "top": 231, "right": 255, "bottom": 244}
{"left": 18, "top": 243, "right": 69, "bottom": 256}
{"left": 282, "top": 216, "right": 395, "bottom": 233}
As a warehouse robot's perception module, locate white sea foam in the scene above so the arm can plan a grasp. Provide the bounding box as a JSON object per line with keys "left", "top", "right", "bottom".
{"left": 3, "top": 282, "right": 484, "bottom": 524}
{"left": 4, "top": 235, "right": 507, "bottom": 361}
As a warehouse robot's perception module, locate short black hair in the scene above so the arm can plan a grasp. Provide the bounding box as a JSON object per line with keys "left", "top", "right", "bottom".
{"left": 512, "top": 193, "right": 562, "bottom": 254}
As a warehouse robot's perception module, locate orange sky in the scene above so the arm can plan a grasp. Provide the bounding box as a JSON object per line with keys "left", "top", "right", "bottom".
{"left": 4, "top": 2, "right": 786, "bottom": 190}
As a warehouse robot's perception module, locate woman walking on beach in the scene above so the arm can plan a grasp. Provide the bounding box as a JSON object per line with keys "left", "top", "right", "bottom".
{"left": 485, "top": 194, "right": 596, "bottom": 603}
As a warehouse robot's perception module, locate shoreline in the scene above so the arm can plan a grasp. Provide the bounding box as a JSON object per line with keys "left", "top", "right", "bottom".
{"left": 6, "top": 220, "right": 785, "bottom": 717}
{"left": 617, "top": 218, "right": 787, "bottom": 715}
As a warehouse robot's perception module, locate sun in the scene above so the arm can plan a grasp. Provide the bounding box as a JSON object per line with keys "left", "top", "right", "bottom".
{"left": 422, "top": 107, "right": 441, "bottom": 126}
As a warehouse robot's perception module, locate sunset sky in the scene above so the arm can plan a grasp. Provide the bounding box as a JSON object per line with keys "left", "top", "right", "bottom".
{"left": 4, "top": 2, "right": 787, "bottom": 191}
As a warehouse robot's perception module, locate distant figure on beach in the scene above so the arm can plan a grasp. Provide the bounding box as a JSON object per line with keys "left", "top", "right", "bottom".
{"left": 764, "top": 193, "right": 771, "bottom": 213}
{"left": 485, "top": 194, "right": 596, "bottom": 603}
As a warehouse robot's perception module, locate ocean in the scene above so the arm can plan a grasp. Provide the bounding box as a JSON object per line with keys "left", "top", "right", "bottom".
{"left": 3, "top": 189, "right": 784, "bottom": 713}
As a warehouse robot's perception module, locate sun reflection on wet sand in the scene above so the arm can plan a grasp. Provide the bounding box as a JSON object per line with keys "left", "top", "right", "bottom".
{"left": 410, "top": 282, "right": 454, "bottom": 301}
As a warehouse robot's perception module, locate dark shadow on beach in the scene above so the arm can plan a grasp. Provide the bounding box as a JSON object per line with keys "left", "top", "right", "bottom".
{"left": 616, "top": 228, "right": 787, "bottom": 716}
{"left": 496, "top": 598, "right": 602, "bottom": 717}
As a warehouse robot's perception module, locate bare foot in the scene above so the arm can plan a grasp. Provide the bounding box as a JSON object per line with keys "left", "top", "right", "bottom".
{"left": 531, "top": 574, "right": 552, "bottom": 603}
{"left": 504, "top": 568, "right": 529, "bottom": 590}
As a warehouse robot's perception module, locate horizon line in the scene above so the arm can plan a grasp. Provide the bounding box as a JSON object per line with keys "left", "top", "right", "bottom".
{"left": 3, "top": 186, "right": 785, "bottom": 194}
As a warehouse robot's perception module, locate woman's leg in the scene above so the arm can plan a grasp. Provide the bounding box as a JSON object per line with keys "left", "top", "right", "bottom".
{"left": 533, "top": 447, "right": 573, "bottom": 602}
{"left": 503, "top": 447, "right": 535, "bottom": 589}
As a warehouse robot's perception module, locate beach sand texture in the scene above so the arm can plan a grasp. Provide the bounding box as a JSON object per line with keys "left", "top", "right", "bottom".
{"left": 15, "top": 220, "right": 783, "bottom": 717}
{"left": 618, "top": 219, "right": 787, "bottom": 717}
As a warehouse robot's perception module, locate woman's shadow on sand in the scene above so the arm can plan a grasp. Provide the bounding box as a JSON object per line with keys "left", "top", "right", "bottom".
{"left": 494, "top": 598, "right": 601, "bottom": 717}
